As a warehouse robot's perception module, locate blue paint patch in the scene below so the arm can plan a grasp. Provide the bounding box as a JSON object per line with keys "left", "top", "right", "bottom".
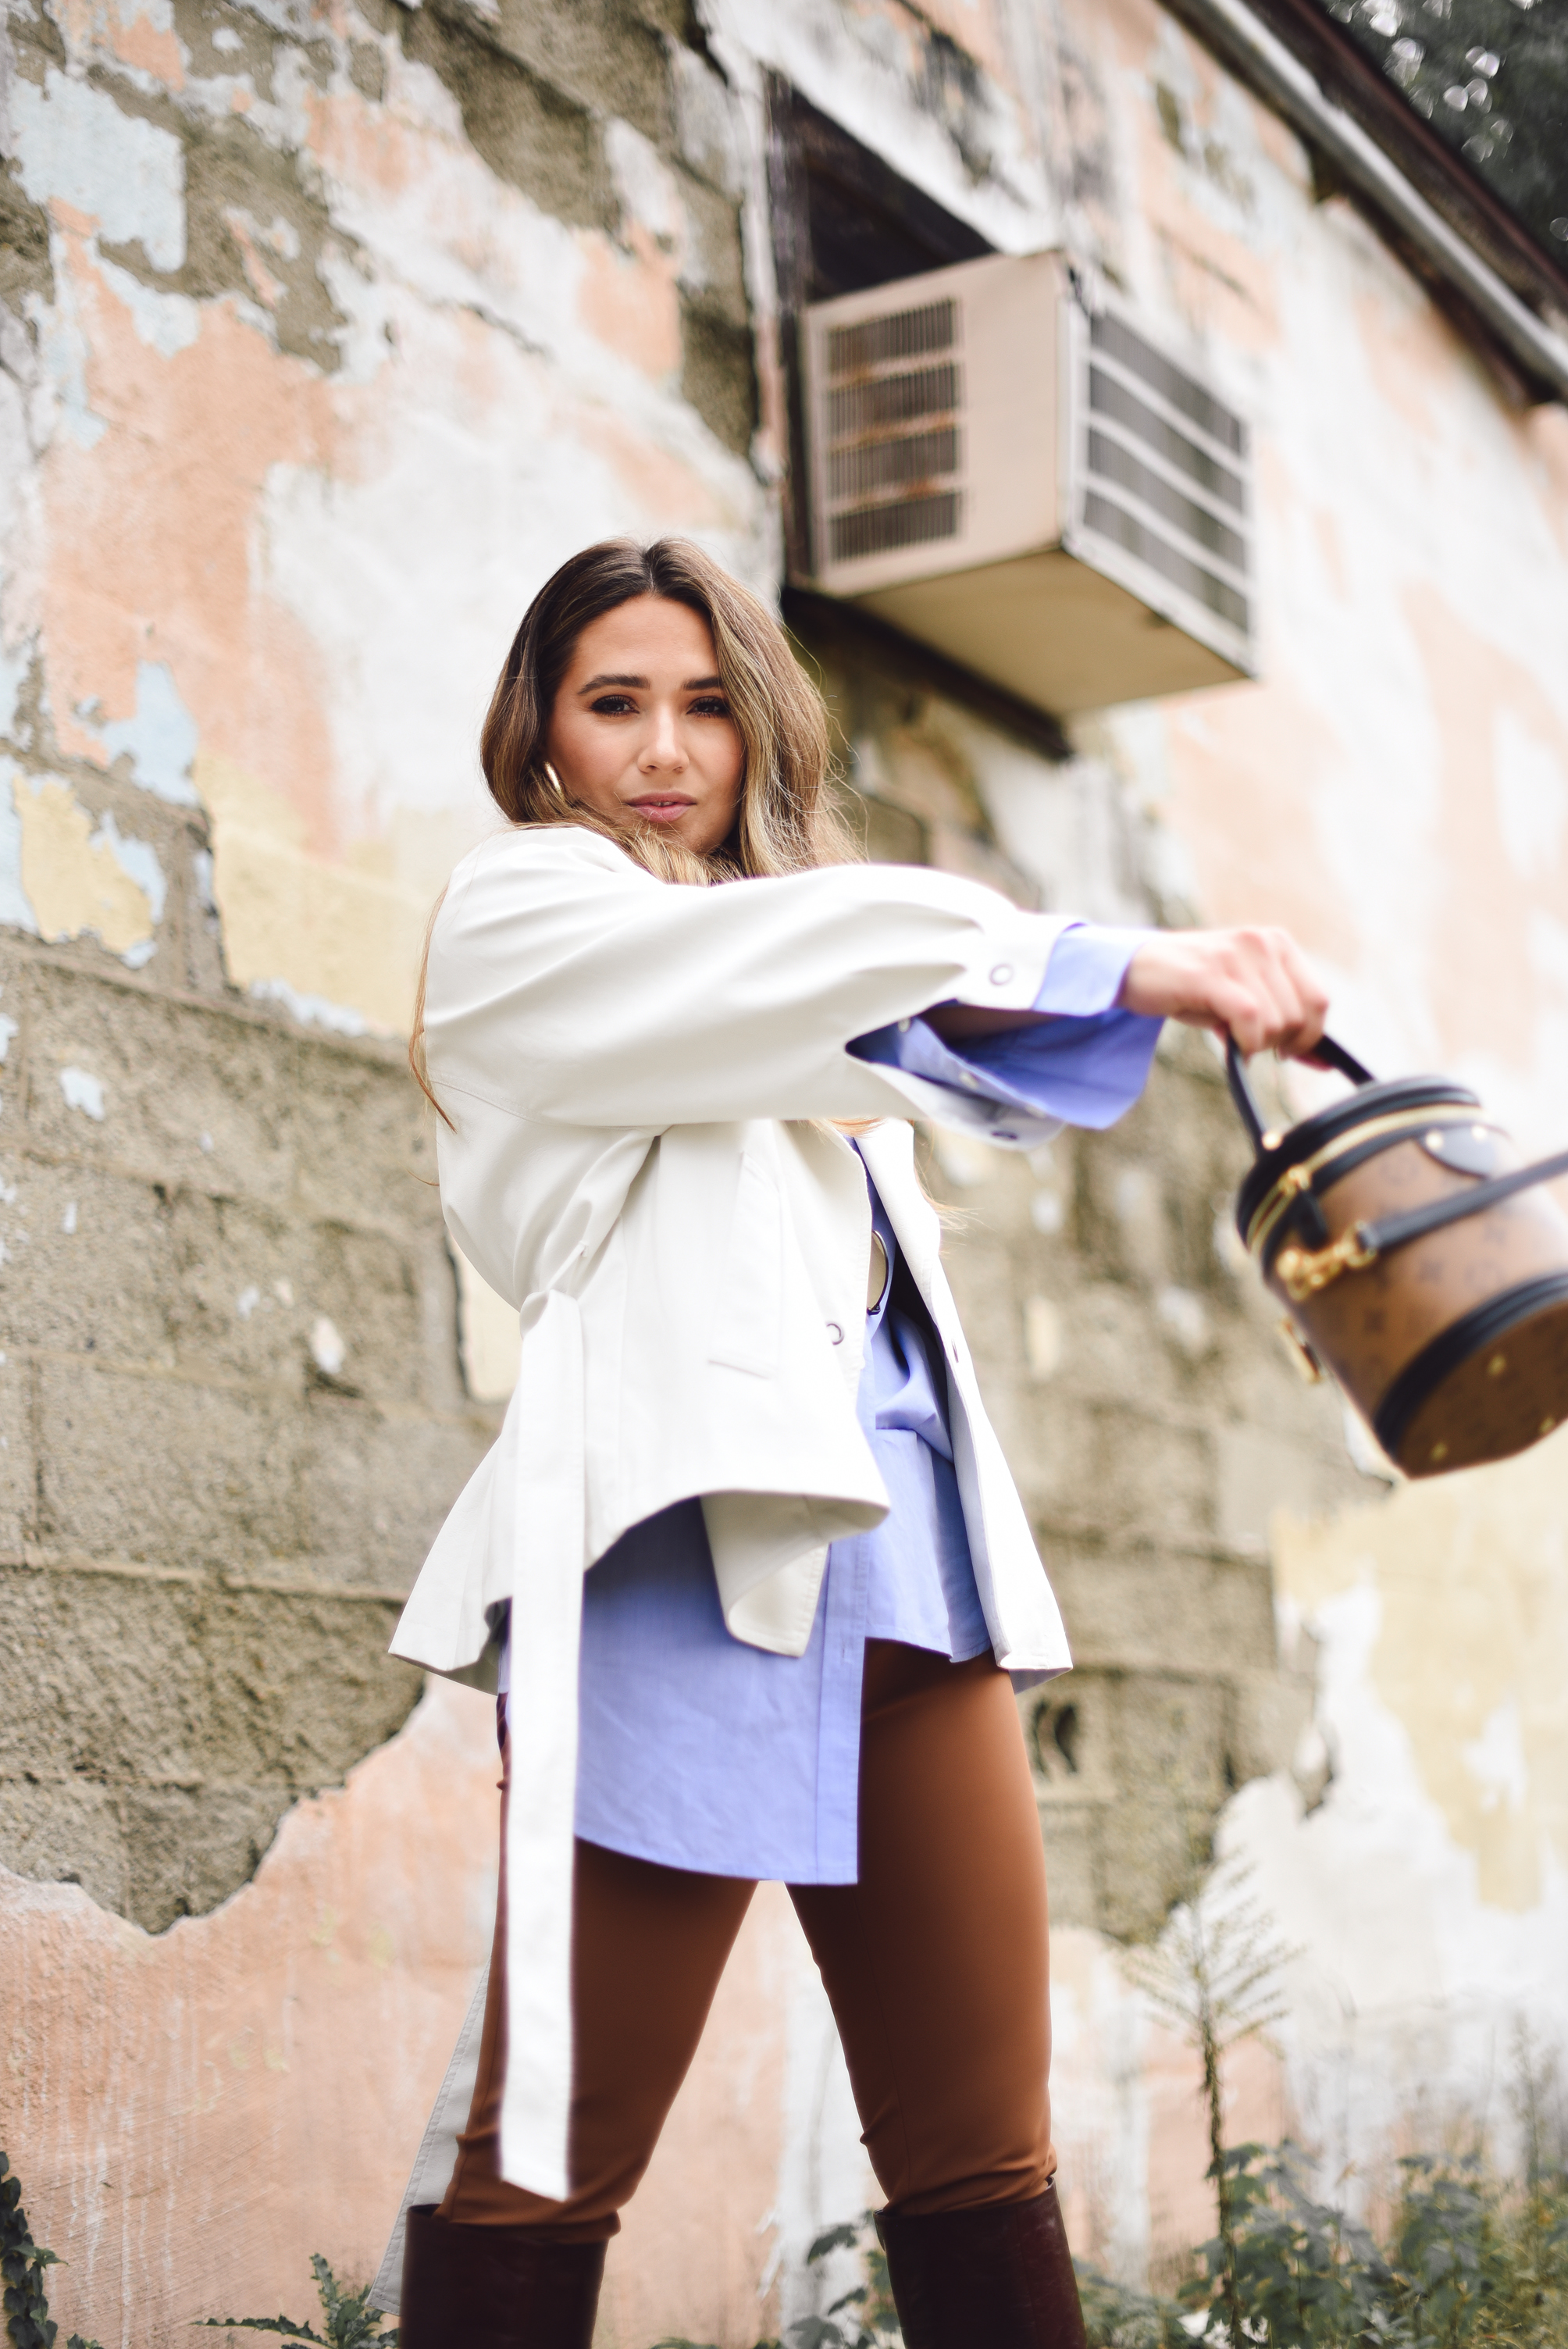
{"left": 0, "top": 765, "right": 41, "bottom": 936}
{"left": 94, "top": 810, "right": 168, "bottom": 936}
{"left": 99, "top": 661, "right": 201, "bottom": 806}
{"left": 248, "top": 977, "right": 369, "bottom": 1037}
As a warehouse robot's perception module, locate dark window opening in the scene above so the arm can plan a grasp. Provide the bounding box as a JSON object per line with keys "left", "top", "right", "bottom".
{"left": 766, "top": 79, "right": 992, "bottom": 581}
{"left": 767, "top": 80, "right": 1072, "bottom": 759}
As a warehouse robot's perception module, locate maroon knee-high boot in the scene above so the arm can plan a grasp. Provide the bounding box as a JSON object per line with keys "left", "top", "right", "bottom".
{"left": 398, "top": 2204, "right": 606, "bottom": 2349}
{"left": 876, "top": 2182, "right": 1090, "bottom": 2349}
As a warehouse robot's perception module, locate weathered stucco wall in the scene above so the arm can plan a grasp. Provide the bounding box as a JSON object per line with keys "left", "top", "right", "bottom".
{"left": 1046, "top": 0, "right": 1568, "bottom": 2247}
{"left": 5, "top": 0, "right": 1568, "bottom": 2332}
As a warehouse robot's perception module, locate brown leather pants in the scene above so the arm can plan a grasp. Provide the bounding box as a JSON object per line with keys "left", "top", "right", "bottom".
{"left": 440, "top": 1640, "right": 1056, "bottom": 2240}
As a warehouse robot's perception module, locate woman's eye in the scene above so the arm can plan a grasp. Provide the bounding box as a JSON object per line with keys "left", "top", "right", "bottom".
{"left": 589, "top": 694, "right": 638, "bottom": 715}
{"left": 689, "top": 697, "right": 732, "bottom": 718}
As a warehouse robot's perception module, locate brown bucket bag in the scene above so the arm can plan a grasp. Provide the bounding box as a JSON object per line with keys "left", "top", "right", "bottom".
{"left": 1228, "top": 1037, "right": 1568, "bottom": 1477}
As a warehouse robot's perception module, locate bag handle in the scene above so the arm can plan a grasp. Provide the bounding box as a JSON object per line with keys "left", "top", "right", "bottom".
{"left": 1225, "top": 1032, "right": 1376, "bottom": 1155}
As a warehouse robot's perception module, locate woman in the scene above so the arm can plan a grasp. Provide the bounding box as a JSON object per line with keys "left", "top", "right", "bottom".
{"left": 381, "top": 538, "right": 1327, "bottom": 2349}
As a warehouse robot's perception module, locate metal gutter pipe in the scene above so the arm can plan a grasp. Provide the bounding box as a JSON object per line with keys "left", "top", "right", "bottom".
{"left": 1164, "top": 0, "right": 1568, "bottom": 405}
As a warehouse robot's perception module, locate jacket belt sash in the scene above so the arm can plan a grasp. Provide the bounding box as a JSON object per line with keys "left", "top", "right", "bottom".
{"left": 501, "top": 1285, "right": 586, "bottom": 2201}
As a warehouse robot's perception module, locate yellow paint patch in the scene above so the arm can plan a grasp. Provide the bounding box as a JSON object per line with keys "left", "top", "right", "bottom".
{"left": 15, "top": 777, "right": 155, "bottom": 958}
{"left": 1274, "top": 1437, "right": 1568, "bottom": 1910}
{"left": 196, "top": 750, "right": 475, "bottom": 1035}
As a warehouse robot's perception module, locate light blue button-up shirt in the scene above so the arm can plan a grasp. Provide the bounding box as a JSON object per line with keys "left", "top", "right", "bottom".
{"left": 503, "top": 923, "right": 1160, "bottom": 1884}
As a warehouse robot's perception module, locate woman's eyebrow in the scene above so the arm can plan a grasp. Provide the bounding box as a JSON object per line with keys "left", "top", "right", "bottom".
{"left": 576, "top": 672, "right": 725, "bottom": 693}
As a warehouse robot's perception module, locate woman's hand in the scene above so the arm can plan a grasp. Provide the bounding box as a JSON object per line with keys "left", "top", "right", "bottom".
{"left": 1118, "top": 926, "right": 1328, "bottom": 1060}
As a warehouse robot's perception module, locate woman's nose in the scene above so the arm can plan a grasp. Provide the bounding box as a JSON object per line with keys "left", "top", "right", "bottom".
{"left": 641, "top": 707, "right": 686, "bottom": 770}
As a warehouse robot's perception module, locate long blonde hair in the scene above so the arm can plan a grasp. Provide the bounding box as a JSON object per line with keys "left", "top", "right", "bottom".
{"left": 411, "top": 537, "right": 859, "bottom": 1116}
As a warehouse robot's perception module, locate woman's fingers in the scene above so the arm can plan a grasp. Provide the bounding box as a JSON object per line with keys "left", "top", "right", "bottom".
{"left": 1118, "top": 927, "right": 1328, "bottom": 1059}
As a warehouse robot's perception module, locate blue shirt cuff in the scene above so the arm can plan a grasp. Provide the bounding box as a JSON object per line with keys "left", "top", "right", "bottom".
{"left": 848, "top": 921, "right": 1162, "bottom": 1134}
{"left": 1033, "top": 922, "right": 1149, "bottom": 1016}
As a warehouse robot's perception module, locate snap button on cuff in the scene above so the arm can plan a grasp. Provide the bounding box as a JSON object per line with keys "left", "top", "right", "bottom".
{"left": 827, "top": 1321, "right": 844, "bottom": 1346}
{"left": 989, "top": 964, "right": 1014, "bottom": 986}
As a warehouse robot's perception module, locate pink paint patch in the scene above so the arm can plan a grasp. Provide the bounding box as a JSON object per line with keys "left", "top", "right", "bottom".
{"left": 32, "top": 226, "right": 344, "bottom": 853}
{"left": 2, "top": 1679, "right": 798, "bottom": 2348}
{"left": 1164, "top": 676, "right": 1361, "bottom": 968}
{"left": 573, "top": 408, "right": 726, "bottom": 526}
{"left": 111, "top": 8, "right": 184, "bottom": 87}
{"left": 1403, "top": 583, "right": 1568, "bottom": 1071}
{"left": 577, "top": 225, "right": 682, "bottom": 381}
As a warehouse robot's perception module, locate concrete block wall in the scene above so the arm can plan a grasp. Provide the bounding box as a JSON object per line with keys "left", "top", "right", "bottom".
{"left": 943, "top": 1032, "right": 1362, "bottom": 1941}
{"left": 0, "top": 925, "right": 494, "bottom": 1931}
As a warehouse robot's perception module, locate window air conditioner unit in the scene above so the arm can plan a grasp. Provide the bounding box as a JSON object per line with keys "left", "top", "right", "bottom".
{"left": 800, "top": 251, "right": 1255, "bottom": 715}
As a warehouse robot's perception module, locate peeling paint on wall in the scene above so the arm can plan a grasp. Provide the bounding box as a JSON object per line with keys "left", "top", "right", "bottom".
{"left": 1274, "top": 1444, "right": 1568, "bottom": 1913}
{"left": 14, "top": 771, "right": 164, "bottom": 964}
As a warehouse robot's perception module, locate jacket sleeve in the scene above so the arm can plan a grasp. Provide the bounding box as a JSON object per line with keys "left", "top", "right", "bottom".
{"left": 422, "top": 826, "right": 1074, "bottom": 1130}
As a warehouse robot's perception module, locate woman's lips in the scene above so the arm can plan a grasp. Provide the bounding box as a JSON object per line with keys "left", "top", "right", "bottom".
{"left": 630, "top": 797, "right": 693, "bottom": 825}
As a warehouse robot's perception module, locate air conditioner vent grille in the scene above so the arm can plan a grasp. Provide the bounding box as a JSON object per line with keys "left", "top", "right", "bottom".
{"left": 1086, "top": 430, "right": 1246, "bottom": 572}
{"left": 1089, "top": 370, "right": 1245, "bottom": 509}
{"left": 1082, "top": 492, "right": 1249, "bottom": 631}
{"left": 831, "top": 491, "right": 961, "bottom": 564}
{"left": 827, "top": 362, "right": 961, "bottom": 440}
{"left": 829, "top": 426, "right": 960, "bottom": 504}
{"left": 1090, "top": 312, "right": 1247, "bottom": 458}
{"left": 818, "top": 294, "right": 965, "bottom": 571}
{"left": 828, "top": 298, "right": 957, "bottom": 377}
{"left": 1077, "top": 306, "right": 1252, "bottom": 647}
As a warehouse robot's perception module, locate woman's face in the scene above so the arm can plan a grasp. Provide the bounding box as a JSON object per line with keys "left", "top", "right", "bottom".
{"left": 546, "top": 596, "right": 745, "bottom": 858}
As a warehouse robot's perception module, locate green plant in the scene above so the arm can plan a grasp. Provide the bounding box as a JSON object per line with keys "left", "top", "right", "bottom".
{"left": 1073, "top": 2261, "right": 1190, "bottom": 2349}
{"left": 1176, "top": 2139, "right": 1396, "bottom": 2348}
{"left": 650, "top": 2211, "right": 902, "bottom": 2349}
{"left": 1127, "top": 1860, "right": 1296, "bottom": 2349}
{"left": 196, "top": 2255, "right": 398, "bottom": 2347}
{"left": 0, "top": 2151, "right": 102, "bottom": 2349}
{"left": 1156, "top": 2138, "right": 1568, "bottom": 2349}
{"left": 793, "top": 2214, "right": 902, "bottom": 2347}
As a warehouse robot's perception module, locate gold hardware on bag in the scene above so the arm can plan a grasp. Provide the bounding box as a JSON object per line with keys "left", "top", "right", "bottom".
{"left": 1277, "top": 1319, "right": 1324, "bottom": 1383}
{"left": 1243, "top": 1107, "right": 1468, "bottom": 1256}
{"left": 1276, "top": 1225, "right": 1378, "bottom": 1301}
